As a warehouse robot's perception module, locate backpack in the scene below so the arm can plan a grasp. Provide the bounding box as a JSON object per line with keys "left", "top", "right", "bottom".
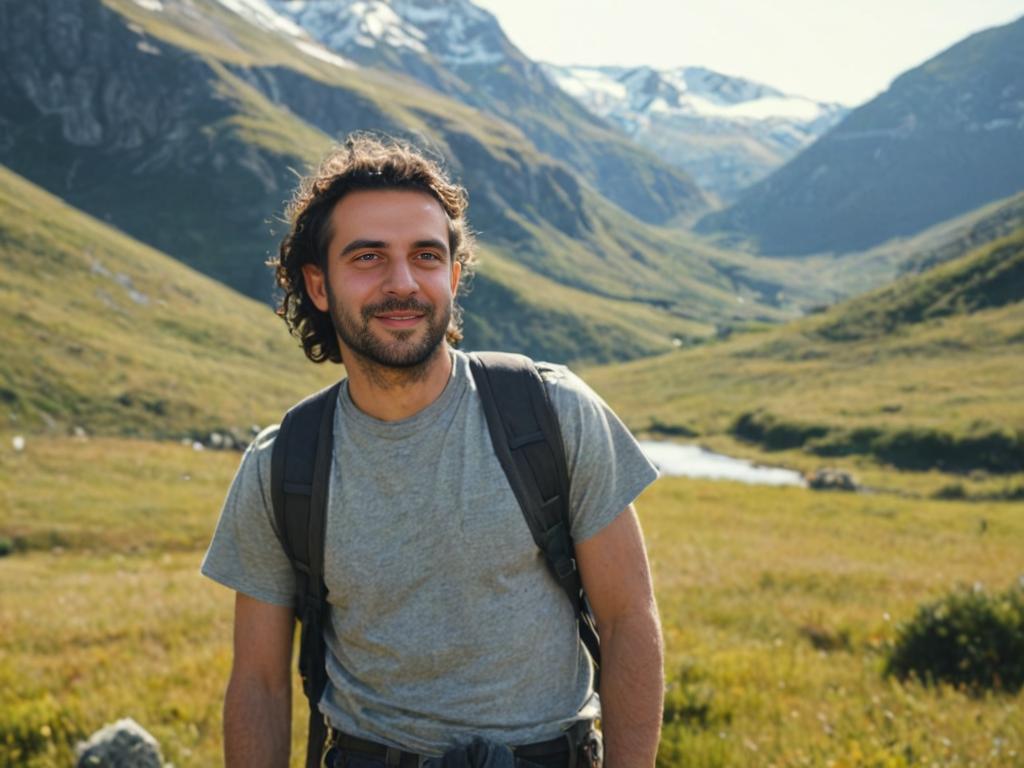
{"left": 269, "top": 351, "right": 601, "bottom": 768}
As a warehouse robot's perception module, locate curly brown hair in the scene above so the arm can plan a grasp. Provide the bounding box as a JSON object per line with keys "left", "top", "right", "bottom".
{"left": 272, "top": 134, "right": 476, "bottom": 364}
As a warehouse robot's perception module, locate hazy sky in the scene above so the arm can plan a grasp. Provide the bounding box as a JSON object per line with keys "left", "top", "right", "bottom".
{"left": 473, "top": 0, "right": 1024, "bottom": 105}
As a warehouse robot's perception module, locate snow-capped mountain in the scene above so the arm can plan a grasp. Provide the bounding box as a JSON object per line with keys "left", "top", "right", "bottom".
{"left": 545, "top": 63, "right": 849, "bottom": 201}
{"left": 269, "top": 0, "right": 503, "bottom": 67}
{"left": 258, "top": 0, "right": 709, "bottom": 223}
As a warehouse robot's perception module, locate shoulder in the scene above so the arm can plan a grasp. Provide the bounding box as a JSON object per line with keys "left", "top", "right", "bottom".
{"left": 457, "top": 350, "right": 610, "bottom": 418}
{"left": 251, "top": 423, "right": 280, "bottom": 451}
{"left": 234, "top": 424, "right": 280, "bottom": 493}
{"left": 534, "top": 361, "right": 608, "bottom": 413}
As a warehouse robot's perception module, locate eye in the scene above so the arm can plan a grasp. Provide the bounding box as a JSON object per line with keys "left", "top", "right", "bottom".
{"left": 354, "top": 252, "right": 380, "bottom": 262}
{"left": 417, "top": 251, "right": 443, "bottom": 261}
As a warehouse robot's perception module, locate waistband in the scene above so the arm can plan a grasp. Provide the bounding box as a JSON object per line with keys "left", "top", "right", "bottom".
{"left": 324, "top": 721, "right": 596, "bottom": 768}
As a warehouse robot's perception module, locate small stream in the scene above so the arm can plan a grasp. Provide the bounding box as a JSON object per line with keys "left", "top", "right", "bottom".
{"left": 639, "top": 441, "right": 806, "bottom": 487}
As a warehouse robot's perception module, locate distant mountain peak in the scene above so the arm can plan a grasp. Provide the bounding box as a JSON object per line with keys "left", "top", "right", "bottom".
{"left": 268, "top": 0, "right": 504, "bottom": 66}
{"left": 202, "top": 0, "right": 358, "bottom": 69}
{"left": 545, "top": 63, "right": 847, "bottom": 200}
{"left": 548, "top": 64, "right": 840, "bottom": 124}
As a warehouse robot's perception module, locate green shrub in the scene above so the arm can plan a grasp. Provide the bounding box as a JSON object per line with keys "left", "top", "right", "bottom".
{"left": 662, "top": 661, "right": 730, "bottom": 729}
{"left": 885, "top": 584, "right": 1024, "bottom": 693}
{"left": 732, "top": 411, "right": 828, "bottom": 450}
{"left": 0, "top": 693, "right": 83, "bottom": 768}
{"left": 932, "top": 482, "right": 967, "bottom": 500}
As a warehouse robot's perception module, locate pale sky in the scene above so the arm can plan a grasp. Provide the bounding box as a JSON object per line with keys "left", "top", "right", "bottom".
{"left": 473, "top": 0, "right": 1024, "bottom": 105}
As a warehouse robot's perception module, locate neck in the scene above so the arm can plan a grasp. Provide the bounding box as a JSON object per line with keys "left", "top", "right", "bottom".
{"left": 344, "top": 344, "right": 454, "bottom": 421}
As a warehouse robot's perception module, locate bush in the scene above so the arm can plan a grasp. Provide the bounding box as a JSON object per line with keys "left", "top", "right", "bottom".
{"left": 662, "top": 661, "right": 730, "bottom": 729}
{"left": 732, "top": 411, "right": 828, "bottom": 451}
{"left": 885, "top": 584, "right": 1024, "bottom": 693}
{"left": 932, "top": 482, "right": 967, "bottom": 500}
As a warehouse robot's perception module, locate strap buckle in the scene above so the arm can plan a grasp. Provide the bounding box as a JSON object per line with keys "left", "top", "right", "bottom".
{"left": 555, "top": 556, "right": 578, "bottom": 581}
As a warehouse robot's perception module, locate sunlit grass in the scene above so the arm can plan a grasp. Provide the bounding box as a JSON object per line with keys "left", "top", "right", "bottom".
{"left": 643, "top": 479, "right": 1024, "bottom": 767}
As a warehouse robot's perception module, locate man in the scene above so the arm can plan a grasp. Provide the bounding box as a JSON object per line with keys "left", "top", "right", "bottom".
{"left": 201, "top": 135, "right": 663, "bottom": 768}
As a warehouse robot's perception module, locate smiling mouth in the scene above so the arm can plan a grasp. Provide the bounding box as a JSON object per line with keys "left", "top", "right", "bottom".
{"left": 374, "top": 312, "right": 425, "bottom": 328}
{"left": 364, "top": 299, "right": 432, "bottom": 328}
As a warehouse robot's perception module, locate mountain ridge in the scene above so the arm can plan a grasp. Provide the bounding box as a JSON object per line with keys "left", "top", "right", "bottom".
{"left": 543, "top": 63, "right": 848, "bottom": 201}
{"left": 262, "top": 0, "right": 712, "bottom": 223}
{"left": 697, "top": 15, "right": 1024, "bottom": 255}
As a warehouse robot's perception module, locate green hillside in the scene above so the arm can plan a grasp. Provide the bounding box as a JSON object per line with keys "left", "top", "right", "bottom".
{"left": 815, "top": 230, "right": 1024, "bottom": 341}
{"left": 0, "top": 161, "right": 744, "bottom": 444}
{"left": 804, "top": 190, "right": 1024, "bottom": 301}
{"left": 586, "top": 228, "right": 1024, "bottom": 475}
{"left": 0, "top": 165, "right": 334, "bottom": 437}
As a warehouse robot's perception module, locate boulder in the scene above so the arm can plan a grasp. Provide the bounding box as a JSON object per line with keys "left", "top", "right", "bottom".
{"left": 806, "top": 468, "right": 857, "bottom": 492}
{"left": 75, "top": 718, "right": 162, "bottom": 768}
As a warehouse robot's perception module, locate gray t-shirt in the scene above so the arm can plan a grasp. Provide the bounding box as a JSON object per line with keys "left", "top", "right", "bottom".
{"left": 201, "top": 350, "right": 658, "bottom": 754}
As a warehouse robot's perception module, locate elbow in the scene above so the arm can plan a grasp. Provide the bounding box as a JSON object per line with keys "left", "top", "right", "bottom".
{"left": 599, "top": 603, "right": 663, "bottom": 661}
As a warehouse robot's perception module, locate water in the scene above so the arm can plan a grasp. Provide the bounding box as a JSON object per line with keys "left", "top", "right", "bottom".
{"left": 639, "top": 441, "right": 806, "bottom": 487}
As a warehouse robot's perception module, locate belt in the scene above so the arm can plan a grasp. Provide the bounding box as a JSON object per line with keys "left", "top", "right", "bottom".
{"left": 325, "top": 728, "right": 574, "bottom": 768}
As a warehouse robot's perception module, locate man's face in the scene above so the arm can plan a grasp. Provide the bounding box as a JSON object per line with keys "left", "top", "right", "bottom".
{"left": 302, "top": 189, "right": 461, "bottom": 370}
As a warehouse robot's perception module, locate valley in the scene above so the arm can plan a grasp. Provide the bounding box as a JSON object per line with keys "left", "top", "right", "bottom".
{"left": 1, "top": 2, "right": 1022, "bottom": 767}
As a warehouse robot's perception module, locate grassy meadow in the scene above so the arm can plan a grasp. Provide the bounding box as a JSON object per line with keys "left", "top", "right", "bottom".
{"left": 2, "top": 434, "right": 1021, "bottom": 767}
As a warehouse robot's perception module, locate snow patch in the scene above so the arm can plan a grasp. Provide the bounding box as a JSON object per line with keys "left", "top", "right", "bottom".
{"left": 984, "top": 118, "right": 1014, "bottom": 131}
{"left": 686, "top": 94, "right": 827, "bottom": 121}
{"left": 214, "top": 0, "right": 306, "bottom": 37}
{"left": 130, "top": 0, "right": 164, "bottom": 10}
{"left": 355, "top": 1, "right": 426, "bottom": 50}
{"left": 294, "top": 40, "right": 356, "bottom": 69}
{"left": 546, "top": 63, "right": 838, "bottom": 123}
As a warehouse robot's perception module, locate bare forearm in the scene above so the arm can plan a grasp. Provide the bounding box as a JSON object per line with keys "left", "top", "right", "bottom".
{"left": 598, "top": 609, "right": 664, "bottom": 768}
{"left": 224, "top": 675, "right": 292, "bottom": 768}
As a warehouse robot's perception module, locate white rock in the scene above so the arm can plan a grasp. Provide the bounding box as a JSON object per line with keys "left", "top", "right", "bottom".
{"left": 75, "top": 717, "right": 163, "bottom": 768}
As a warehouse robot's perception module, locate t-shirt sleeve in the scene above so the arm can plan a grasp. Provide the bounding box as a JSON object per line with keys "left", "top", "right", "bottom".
{"left": 200, "top": 426, "right": 296, "bottom": 607}
{"left": 543, "top": 366, "right": 659, "bottom": 543}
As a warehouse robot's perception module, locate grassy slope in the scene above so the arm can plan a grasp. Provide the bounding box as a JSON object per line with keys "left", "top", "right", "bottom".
{"left": 802, "top": 190, "right": 1024, "bottom": 302}
{"left": 2, "top": 438, "right": 1021, "bottom": 767}
{"left": 0, "top": 165, "right": 336, "bottom": 437}
{"left": 584, "top": 227, "right": 1024, "bottom": 478}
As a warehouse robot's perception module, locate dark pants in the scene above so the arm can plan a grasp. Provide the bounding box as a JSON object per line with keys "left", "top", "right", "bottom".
{"left": 322, "top": 746, "right": 570, "bottom": 768}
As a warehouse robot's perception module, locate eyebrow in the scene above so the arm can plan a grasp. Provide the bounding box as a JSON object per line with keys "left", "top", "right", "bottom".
{"left": 339, "top": 238, "right": 449, "bottom": 256}
{"left": 412, "top": 238, "right": 449, "bottom": 255}
{"left": 340, "top": 239, "right": 387, "bottom": 256}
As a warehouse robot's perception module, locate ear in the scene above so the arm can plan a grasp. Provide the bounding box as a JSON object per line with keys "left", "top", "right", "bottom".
{"left": 450, "top": 259, "right": 462, "bottom": 297}
{"left": 301, "top": 263, "right": 330, "bottom": 312}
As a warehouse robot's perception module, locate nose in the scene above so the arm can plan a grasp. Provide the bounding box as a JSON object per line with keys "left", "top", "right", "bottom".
{"left": 382, "top": 258, "right": 419, "bottom": 296}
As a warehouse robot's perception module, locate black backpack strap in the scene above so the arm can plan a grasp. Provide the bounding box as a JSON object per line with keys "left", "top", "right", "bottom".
{"left": 270, "top": 380, "right": 342, "bottom": 768}
{"left": 468, "top": 351, "right": 601, "bottom": 669}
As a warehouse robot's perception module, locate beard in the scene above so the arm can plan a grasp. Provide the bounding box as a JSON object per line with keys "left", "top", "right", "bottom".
{"left": 326, "top": 286, "right": 451, "bottom": 372}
